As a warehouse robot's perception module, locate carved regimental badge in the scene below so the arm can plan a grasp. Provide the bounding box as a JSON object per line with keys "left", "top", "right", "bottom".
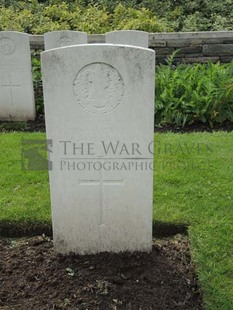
{"left": 73, "top": 63, "right": 125, "bottom": 114}
{"left": 0, "top": 38, "right": 16, "bottom": 55}
{"left": 57, "top": 35, "right": 72, "bottom": 47}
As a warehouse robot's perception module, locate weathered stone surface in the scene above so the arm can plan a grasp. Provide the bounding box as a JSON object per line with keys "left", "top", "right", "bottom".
{"left": 189, "top": 39, "right": 203, "bottom": 45}
{"left": 203, "top": 44, "right": 233, "bottom": 56}
{"left": 202, "top": 38, "right": 225, "bottom": 44}
{"left": 29, "top": 34, "right": 44, "bottom": 49}
{"left": 41, "top": 44, "right": 155, "bottom": 254}
{"left": 106, "top": 30, "right": 149, "bottom": 48}
{"left": 178, "top": 46, "right": 202, "bottom": 55}
{"left": 0, "top": 31, "right": 35, "bottom": 121}
{"left": 154, "top": 47, "right": 175, "bottom": 55}
{"left": 155, "top": 57, "right": 169, "bottom": 64}
{"left": 167, "top": 39, "right": 191, "bottom": 47}
{"left": 203, "top": 38, "right": 233, "bottom": 44}
{"left": 219, "top": 56, "right": 233, "bottom": 63}
{"left": 223, "top": 40, "right": 233, "bottom": 44}
{"left": 88, "top": 34, "right": 105, "bottom": 44}
{"left": 149, "top": 31, "right": 233, "bottom": 41}
{"left": 182, "top": 56, "right": 219, "bottom": 64}
{"left": 44, "top": 31, "right": 87, "bottom": 50}
{"left": 150, "top": 40, "right": 166, "bottom": 47}
{"left": 27, "top": 32, "right": 233, "bottom": 65}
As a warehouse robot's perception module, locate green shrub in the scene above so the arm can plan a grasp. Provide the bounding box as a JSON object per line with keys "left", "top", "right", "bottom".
{"left": 155, "top": 53, "right": 233, "bottom": 127}
{"left": 32, "top": 53, "right": 44, "bottom": 114}
{"left": 31, "top": 50, "right": 233, "bottom": 128}
{"left": 139, "top": 0, "right": 233, "bottom": 31}
{"left": 0, "top": 1, "right": 169, "bottom": 34}
{"left": 1, "top": 0, "right": 233, "bottom": 31}
{"left": 71, "top": 5, "right": 111, "bottom": 34}
{"left": 112, "top": 4, "right": 169, "bottom": 32}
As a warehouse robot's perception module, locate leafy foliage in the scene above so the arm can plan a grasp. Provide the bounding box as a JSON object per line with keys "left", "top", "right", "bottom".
{"left": 1, "top": 0, "right": 232, "bottom": 32}
{"left": 31, "top": 50, "right": 233, "bottom": 128}
{"left": 155, "top": 54, "right": 233, "bottom": 127}
{"left": 112, "top": 4, "right": 169, "bottom": 32}
{"left": 2, "top": 1, "right": 232, "bottom": 126}
{"left": 32, "top": 52, "right": 44, "bottom": 114}
{"left": 138, "top": 0, "right": 233, "bottom": 31}
{"left": 0, "top": 1, "right": 169, "bottom": 34}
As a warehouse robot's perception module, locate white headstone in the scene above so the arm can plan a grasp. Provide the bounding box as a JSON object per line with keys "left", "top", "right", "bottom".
{"left": 42, "top": 44, "right": 155, "bottom": 254}
{"left": 106, "top": 30, "right": 149, "bottom": 48}
{"left": 44, "top": 31, "right": 88, "bottom": 50}
{"left": 0, "top": 32, "right": 35, "bottom": 121}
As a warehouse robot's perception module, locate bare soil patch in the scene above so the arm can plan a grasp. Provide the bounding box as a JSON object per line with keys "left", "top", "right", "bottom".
{"left": 0, "top": 235, "right": 202, "bottom": 309}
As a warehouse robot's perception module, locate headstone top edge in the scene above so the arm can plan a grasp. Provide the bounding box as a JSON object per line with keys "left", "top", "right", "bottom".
{"left": 106, "top": 30, "right": 149, "bottom": 35}
{"left": 41, "top": 43, "right": 154, "bottom": 56}
{"left": 0, "top": 31, "right": 29, "bottom": 37}
{"left": 44, "top": 30, "right": 87, "bottom": 36}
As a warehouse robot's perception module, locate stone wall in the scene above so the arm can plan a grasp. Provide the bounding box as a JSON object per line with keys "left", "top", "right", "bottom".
{"left": 30, "top": 31, "right": 233, "bottom": 64}
{"left": 150, "top": 31, "right": 233, "bottom": 64}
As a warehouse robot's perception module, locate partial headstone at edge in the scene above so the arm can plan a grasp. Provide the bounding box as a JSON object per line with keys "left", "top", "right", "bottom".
{"left": 44, "top": 31, "right": 88, "bottom": 50}
{"left": 106, "top": 30, "right": 149, "bottom": 48}
{"left": 0, "top": 31, "right": 35, "bottom": 121}
{"left": 41, "top": 44, "right": 155, "bottom": 255}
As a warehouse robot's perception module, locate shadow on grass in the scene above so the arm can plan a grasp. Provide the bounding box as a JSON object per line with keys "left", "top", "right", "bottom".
{"left": 0, "top": 221, "right": 188, "bottom": 238}
{"left": 153, "top": 221, "right": 188, "bottom": 237}
{"left": 0, "top": 221, "right": 52, "bottom": 237}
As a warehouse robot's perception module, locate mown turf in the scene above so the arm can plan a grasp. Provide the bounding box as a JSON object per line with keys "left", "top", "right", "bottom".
{"left": 0, "top": 131, "right": 233, "bottom": 309}
{"left": 0, "top": 132, "right": 50, "bottom": 223}
{"left": 154, "top": 132, "right": 233, "bottom": 310}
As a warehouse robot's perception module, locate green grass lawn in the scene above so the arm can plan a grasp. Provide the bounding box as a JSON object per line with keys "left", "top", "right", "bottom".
{"left": 0, "top": 132, "right": 50, "bottom": 223}
{"left": 0, "top": 131, "right": 233, "bottom": 310}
